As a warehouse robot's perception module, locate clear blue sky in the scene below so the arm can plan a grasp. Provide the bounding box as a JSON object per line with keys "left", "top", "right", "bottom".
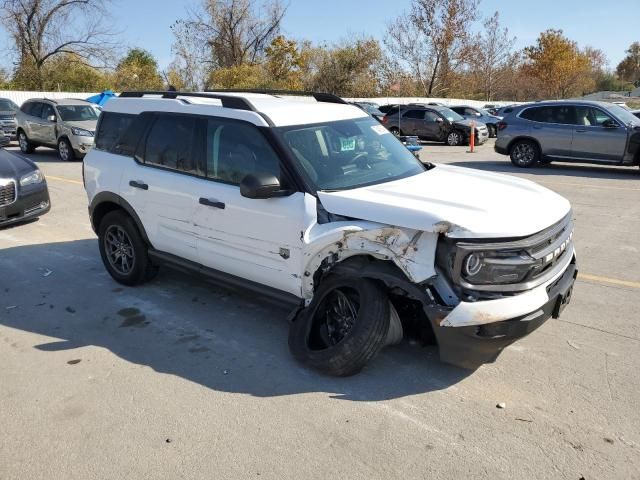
{"left": 1, "top": 0, "right": 638, "bottom": 71}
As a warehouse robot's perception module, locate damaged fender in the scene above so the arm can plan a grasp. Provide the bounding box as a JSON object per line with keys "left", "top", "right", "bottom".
{"left": 301, "top": 221, "right": 438, "bottom": 299}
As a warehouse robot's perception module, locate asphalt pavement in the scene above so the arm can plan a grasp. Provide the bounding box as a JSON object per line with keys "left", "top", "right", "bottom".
{"left": 1, "top": 141, "right": 639, "bottom": 479}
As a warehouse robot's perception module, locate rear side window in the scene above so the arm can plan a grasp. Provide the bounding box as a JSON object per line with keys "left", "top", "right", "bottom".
{"left": 24, "top": 102, "right": 43, "bottom": 117}
{"left": 95, "top": 112, "right": 136, "bottom": 153}
{"left": 403, "top": 110, "right": 425, "bottom": 119}
{"left": 520, "top": 106, "right": 577, "bottom": 124}
{"left": 520, "top": 107, "right": 541, "bottom": 121}
{"left": 143, "top": 114, "right": 204, "bottom": 176}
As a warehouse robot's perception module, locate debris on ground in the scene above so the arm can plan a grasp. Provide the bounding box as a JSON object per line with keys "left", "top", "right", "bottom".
{"left": 515, "top": 418, "right": 533, "bottom": 423}
{"left": 223, "top": 369, "right": 230, "bottom": 375}
{"left": 67, "top": 359, "right": 81, "bottom": 365}
{"left": 5, "top": 305, "right": 17, "bottom": 311}
{"left": 165, "top": 438, "right": 172, "bottom": 444}
{"left": 567, "top": 340, "right": 580, "bottom": 350}
{"left": 496, "top": 402, "right": 506, "bottom": 409}
{"left": 65, "top": 306, "right": 76, "bottom": 313}
{"left": 42, "top": 268, "right": 53, "bottom": 277}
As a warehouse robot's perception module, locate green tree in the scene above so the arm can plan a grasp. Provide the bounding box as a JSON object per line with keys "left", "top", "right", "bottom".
{"left": 264, "top": 35, "right": 306, "bottom": 89}
{"left": 39, "top": 53, "right": 110, "bottom": 91}
{"left": 208, "top": 64, "right": 266, "bottom": 89}
{"left": 523, "top": 29, "right": 594, "bottom": 98}
{"left": 616, "top": 42, "right": 640, "bottom": 85}
{"left": 114, "top": 49, "right": 164, "bottom": 91}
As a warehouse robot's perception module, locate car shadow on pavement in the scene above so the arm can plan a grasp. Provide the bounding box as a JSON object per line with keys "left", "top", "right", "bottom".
{"left": 0, "top": 239, "right": 472, "bottom": 402}
{"left": 447, "top": 160, "right": 640, "bottom": 181}
{"left": 4, "top": 145, "right": 63, "bottom": 163}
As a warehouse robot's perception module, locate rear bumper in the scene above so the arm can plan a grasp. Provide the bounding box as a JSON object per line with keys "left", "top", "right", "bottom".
{"left": 432, "top": 258, "right": 577, "bottom": 369}
{"left": 0, "top": 184, "right": 51, "bottom": 227}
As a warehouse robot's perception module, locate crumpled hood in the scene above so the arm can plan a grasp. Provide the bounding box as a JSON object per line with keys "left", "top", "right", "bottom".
{"left": 317, "top": 164, "right": 571, "bottom": 239}
{"left": 64, "top": 119, "right": 97, "bottom": 132}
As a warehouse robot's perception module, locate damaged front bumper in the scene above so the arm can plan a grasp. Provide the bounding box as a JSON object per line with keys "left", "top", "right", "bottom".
{"left": 431, "top": 256, "right": 577, "bottom": 369}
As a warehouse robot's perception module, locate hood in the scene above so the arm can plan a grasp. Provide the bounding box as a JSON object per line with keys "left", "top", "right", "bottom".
{"left": 64, "top": 119, "right": 97, "bottom": 131}
{"left": 317, "top": 164, "right": 571, "bottom": 239}
{"left": 0, "top": 149, "right": 37, "bottom": 179}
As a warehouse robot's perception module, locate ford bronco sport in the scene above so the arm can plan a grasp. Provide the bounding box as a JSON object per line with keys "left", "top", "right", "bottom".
{"left": 84, "top": 90, "right": 577, "bottom": 376}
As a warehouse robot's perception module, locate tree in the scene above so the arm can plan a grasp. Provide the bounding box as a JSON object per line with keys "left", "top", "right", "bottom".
{"left": 616, "top": 42, "right": 640, "bottom": 85}
{"left": 308, "top": 39, "right": 382, "bottom": 97}
{"left": 523, "top": 29, "right": 594, "bottom": 98}
{"left": 263, "top": 35, "right": 307, "bottom": 89}
{"left": 473, "top": 12, "right": 516, "bottom": 101}
{"left": 114, "top": 49, "right": 164, "bottom": 91}
{"left": 171, "top": 0, "right": 286, "bottom": 87}
{"left": 40, "top": 53, "right": 109, "bottom": 91}
{"left": 385, "top": 0, "right": 479, "bottom": 97}
{"left": 208, "top": 63, "right": 265, "bottom": 89}
{"left": 0, "top": 0, "right": 116, "bottom": 89}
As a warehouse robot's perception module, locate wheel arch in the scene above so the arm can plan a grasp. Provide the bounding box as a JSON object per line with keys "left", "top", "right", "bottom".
{"left": 89, "top": 192, "right": 152, "bottom": 246}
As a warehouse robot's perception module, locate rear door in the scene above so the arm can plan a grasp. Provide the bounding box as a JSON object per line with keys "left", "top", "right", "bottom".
{"left": 572, "top": 106, "right": 628, "bottom": 161}
{"left": 521, "top": 106, "right": 575, "bottom": 158}
{"left": 121, "top": 113, "right": 205, "bottom": 263}
{"left": 400, "top": 109, "right": 423, "bottom": 135}
{"left": 39, "top": 103, "right": 57, "bottom": 145}
{"left": 24, "top": 102, "right": 44, "bottom": 142}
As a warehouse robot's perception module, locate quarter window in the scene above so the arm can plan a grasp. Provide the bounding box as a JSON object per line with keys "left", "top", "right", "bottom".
{"left": 144, "top": 115, "right": 204, "bottom": 176}
{"left": 206, "top": 119, "right": 281, "bottom": 185}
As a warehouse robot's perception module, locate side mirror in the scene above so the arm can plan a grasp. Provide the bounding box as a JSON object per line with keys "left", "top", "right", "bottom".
{"left": 602, "top": 119, "right": 618, "bottom": 129}
{"left": 435, "top": 117, "right": 444, "bottom": 123}
{"left": 240, "top": 173, "right": 291, "bottom": 199}
{"left": 47, "top": 115, "right": 57, "bottom": 123}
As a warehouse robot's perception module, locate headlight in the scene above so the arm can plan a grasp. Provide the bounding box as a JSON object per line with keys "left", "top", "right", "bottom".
{"left": 71, "top": 127, "right": 94, "bottom": 137}
{"left": 20, "top": 169, "right": 44, "bottom": 186}
{"left": 460, "top": 250, "right": 536, "bottom": 285}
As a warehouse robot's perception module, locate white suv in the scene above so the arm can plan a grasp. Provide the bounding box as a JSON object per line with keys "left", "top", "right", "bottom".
{"left": 84, "top": 90, "right": 577, "bottom": 376}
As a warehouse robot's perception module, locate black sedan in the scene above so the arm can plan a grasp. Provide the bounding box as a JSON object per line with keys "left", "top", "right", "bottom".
{"left": 0, "top": 147, "right": 50, "bottom": 227}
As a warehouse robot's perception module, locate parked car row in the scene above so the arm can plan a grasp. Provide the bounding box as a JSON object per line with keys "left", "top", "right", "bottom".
{"left": 0, "top": 98, "right": 19, "bottom": 140}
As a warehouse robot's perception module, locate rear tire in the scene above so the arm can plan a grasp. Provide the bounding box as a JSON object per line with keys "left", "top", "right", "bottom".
{"left": 98, "top": 210, "right": 156, "bottom": 286}
{"left": 18, "top": 131, "right": 35, "bottom": 154}
{"left": 510, "top": 140, "right": 540, "bottom": 168}
{"left": 288, "top": 276, "right": 390, "bottom": 377}
{"left": 488, "top": 125, "right": 496, "bottom": 138}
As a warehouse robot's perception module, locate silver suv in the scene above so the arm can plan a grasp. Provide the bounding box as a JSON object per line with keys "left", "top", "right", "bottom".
{"left": 16, "top": 98, "right": 99, "bottom": 161}
{"left": 0, "top": 98, "right": 19, "bottom": 140}
{"left": 495, "top": 100, "right": 640, "bottom": 168}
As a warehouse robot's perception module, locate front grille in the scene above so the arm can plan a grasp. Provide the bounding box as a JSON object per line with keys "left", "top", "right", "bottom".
{"left": 0, "top": 180, "right": 17, "bottom": 207}
{"left": 0, "top": 114, "right": 15, "bottom": 120}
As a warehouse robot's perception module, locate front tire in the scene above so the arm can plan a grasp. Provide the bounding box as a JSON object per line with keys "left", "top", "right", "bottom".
{"left": 487, "top": 125, "right": 496, "bottom": 138}
{"left": 510, "top": 140, "right": 540, "bottom": 168}
{"left": 57, "top": 138, "right": 75, "bottom": 161}
{"left": 288, "top": 276, "right": 390, "bottom": 377}
{"left": 389, "top": 127, "right": 402, "bottom": 137}
{"left": 446, "top": 130, "right": 463, "bottom": 146}
{"left": 18, "top": 131, "right": 35, "bottom": 154}
{"left": 98, "top": 210, "right": 157, "bottom": 286}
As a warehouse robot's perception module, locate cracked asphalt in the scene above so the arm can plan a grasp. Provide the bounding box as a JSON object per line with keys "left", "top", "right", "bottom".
{"left": 1, "top": 141, "right": 639, "bottom": 479}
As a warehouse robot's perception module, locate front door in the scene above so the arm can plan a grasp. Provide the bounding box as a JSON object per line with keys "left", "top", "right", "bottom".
{"left": 194, "top": 118, "right": 306, "bottom": 297}
{"left": 420, "top": 110, "right": 446, "bottom": 141}
{"left": 572, "top": 107, "right": 628, "bottom": 161}
{"left": 39, "top": 103, "right": 58, "bottom": 146}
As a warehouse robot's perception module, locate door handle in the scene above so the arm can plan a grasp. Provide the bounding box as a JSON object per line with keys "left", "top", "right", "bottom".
{"left": 199, "top": 197, "right": 226, "bottom": 209}
{"left": 129, "top": 180, "right": 148, "bottom": 190}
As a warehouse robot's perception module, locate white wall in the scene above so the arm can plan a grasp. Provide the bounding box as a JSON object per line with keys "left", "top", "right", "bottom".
{"left": 0, "top": 90, "right": 99, "bottom": 106}
{"left": 345, "top": 97, "right": 516, "bottom": 108}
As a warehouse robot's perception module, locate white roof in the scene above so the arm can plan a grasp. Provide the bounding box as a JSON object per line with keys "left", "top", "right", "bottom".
{"left": 102, "top": 92, "right": 369, "bottom": 127}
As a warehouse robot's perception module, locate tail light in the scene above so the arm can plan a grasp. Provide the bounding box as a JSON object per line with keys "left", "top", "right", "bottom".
{"left": 382, "top": 116, "right": 388, "bottom": 124}
{"left": 497, "top": 121, "right": 507, "bottom": 131}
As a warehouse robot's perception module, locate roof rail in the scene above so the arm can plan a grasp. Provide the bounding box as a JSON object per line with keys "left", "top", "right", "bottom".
{"left": 207, "top": 89, "right": 348, "bottom": 105}
{"left": 118, "top": 91, "right": 257, "bottom": 112}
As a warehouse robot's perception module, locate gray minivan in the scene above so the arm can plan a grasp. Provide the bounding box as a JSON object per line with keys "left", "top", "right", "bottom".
{"left": 495, "top": 100, "right": 640, "bottom": 168}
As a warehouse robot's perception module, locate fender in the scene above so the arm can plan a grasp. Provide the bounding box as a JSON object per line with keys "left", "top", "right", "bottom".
{"left": 89, "top": 191, "right": 152, "bottom": 246}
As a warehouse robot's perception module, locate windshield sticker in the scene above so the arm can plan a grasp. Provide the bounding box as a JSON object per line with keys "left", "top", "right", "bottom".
{"left": 371, "top": 124, "right": 390, "bottom": 136}
{"left": 340, "top": 137, "right": 356, "bottom": 151}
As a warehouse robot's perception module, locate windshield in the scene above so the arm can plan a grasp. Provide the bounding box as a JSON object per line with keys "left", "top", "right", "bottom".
{"left": 440, "top": 108, "right": 464, "bottom": 122}
{"left": 358, "top": 104, "right": 384, "bottom": 116}
{"left": 278, "top": 117, "right": 426, "bottom": 191}
{"left": 608, "top": 104, "right": 640, "bottom": 126}
{"left": 56, "top": 105, "right": 99, "bottom": 122}
{"left": 0, "top": 99, "right": 18, "bottom": 111}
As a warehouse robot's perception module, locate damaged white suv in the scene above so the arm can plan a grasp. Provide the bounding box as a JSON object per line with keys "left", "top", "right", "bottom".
{"left": 84, "top": 90, "right": 577, "bottom": 376}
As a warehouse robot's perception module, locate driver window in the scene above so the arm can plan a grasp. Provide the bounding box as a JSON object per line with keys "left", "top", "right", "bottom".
{"left": 424, "top": 111, "right": 440, "bottom": 123}
{"left": 402, "top": 109, "right": 426, "bottom": 120}
{"left": 206, "top": 119, "right": 281, "bottom": 185}
{"left": 41, "top": 104, "right": 55, "bottom": 119}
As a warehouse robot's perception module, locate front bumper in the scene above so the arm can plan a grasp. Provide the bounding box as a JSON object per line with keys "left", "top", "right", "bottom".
{"left": 432, "top": 256, "right": 577, "bottom": 368}
{"left": 69, "top": 135, "right": 95, "bottom": 156}
{"left": 0, "top": 183, "right": 51, "bottom": 227}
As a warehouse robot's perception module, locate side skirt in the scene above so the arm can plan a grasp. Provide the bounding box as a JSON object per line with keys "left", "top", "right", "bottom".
{"left": 148, "top": 249, "right": 303, "bottom": 310}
